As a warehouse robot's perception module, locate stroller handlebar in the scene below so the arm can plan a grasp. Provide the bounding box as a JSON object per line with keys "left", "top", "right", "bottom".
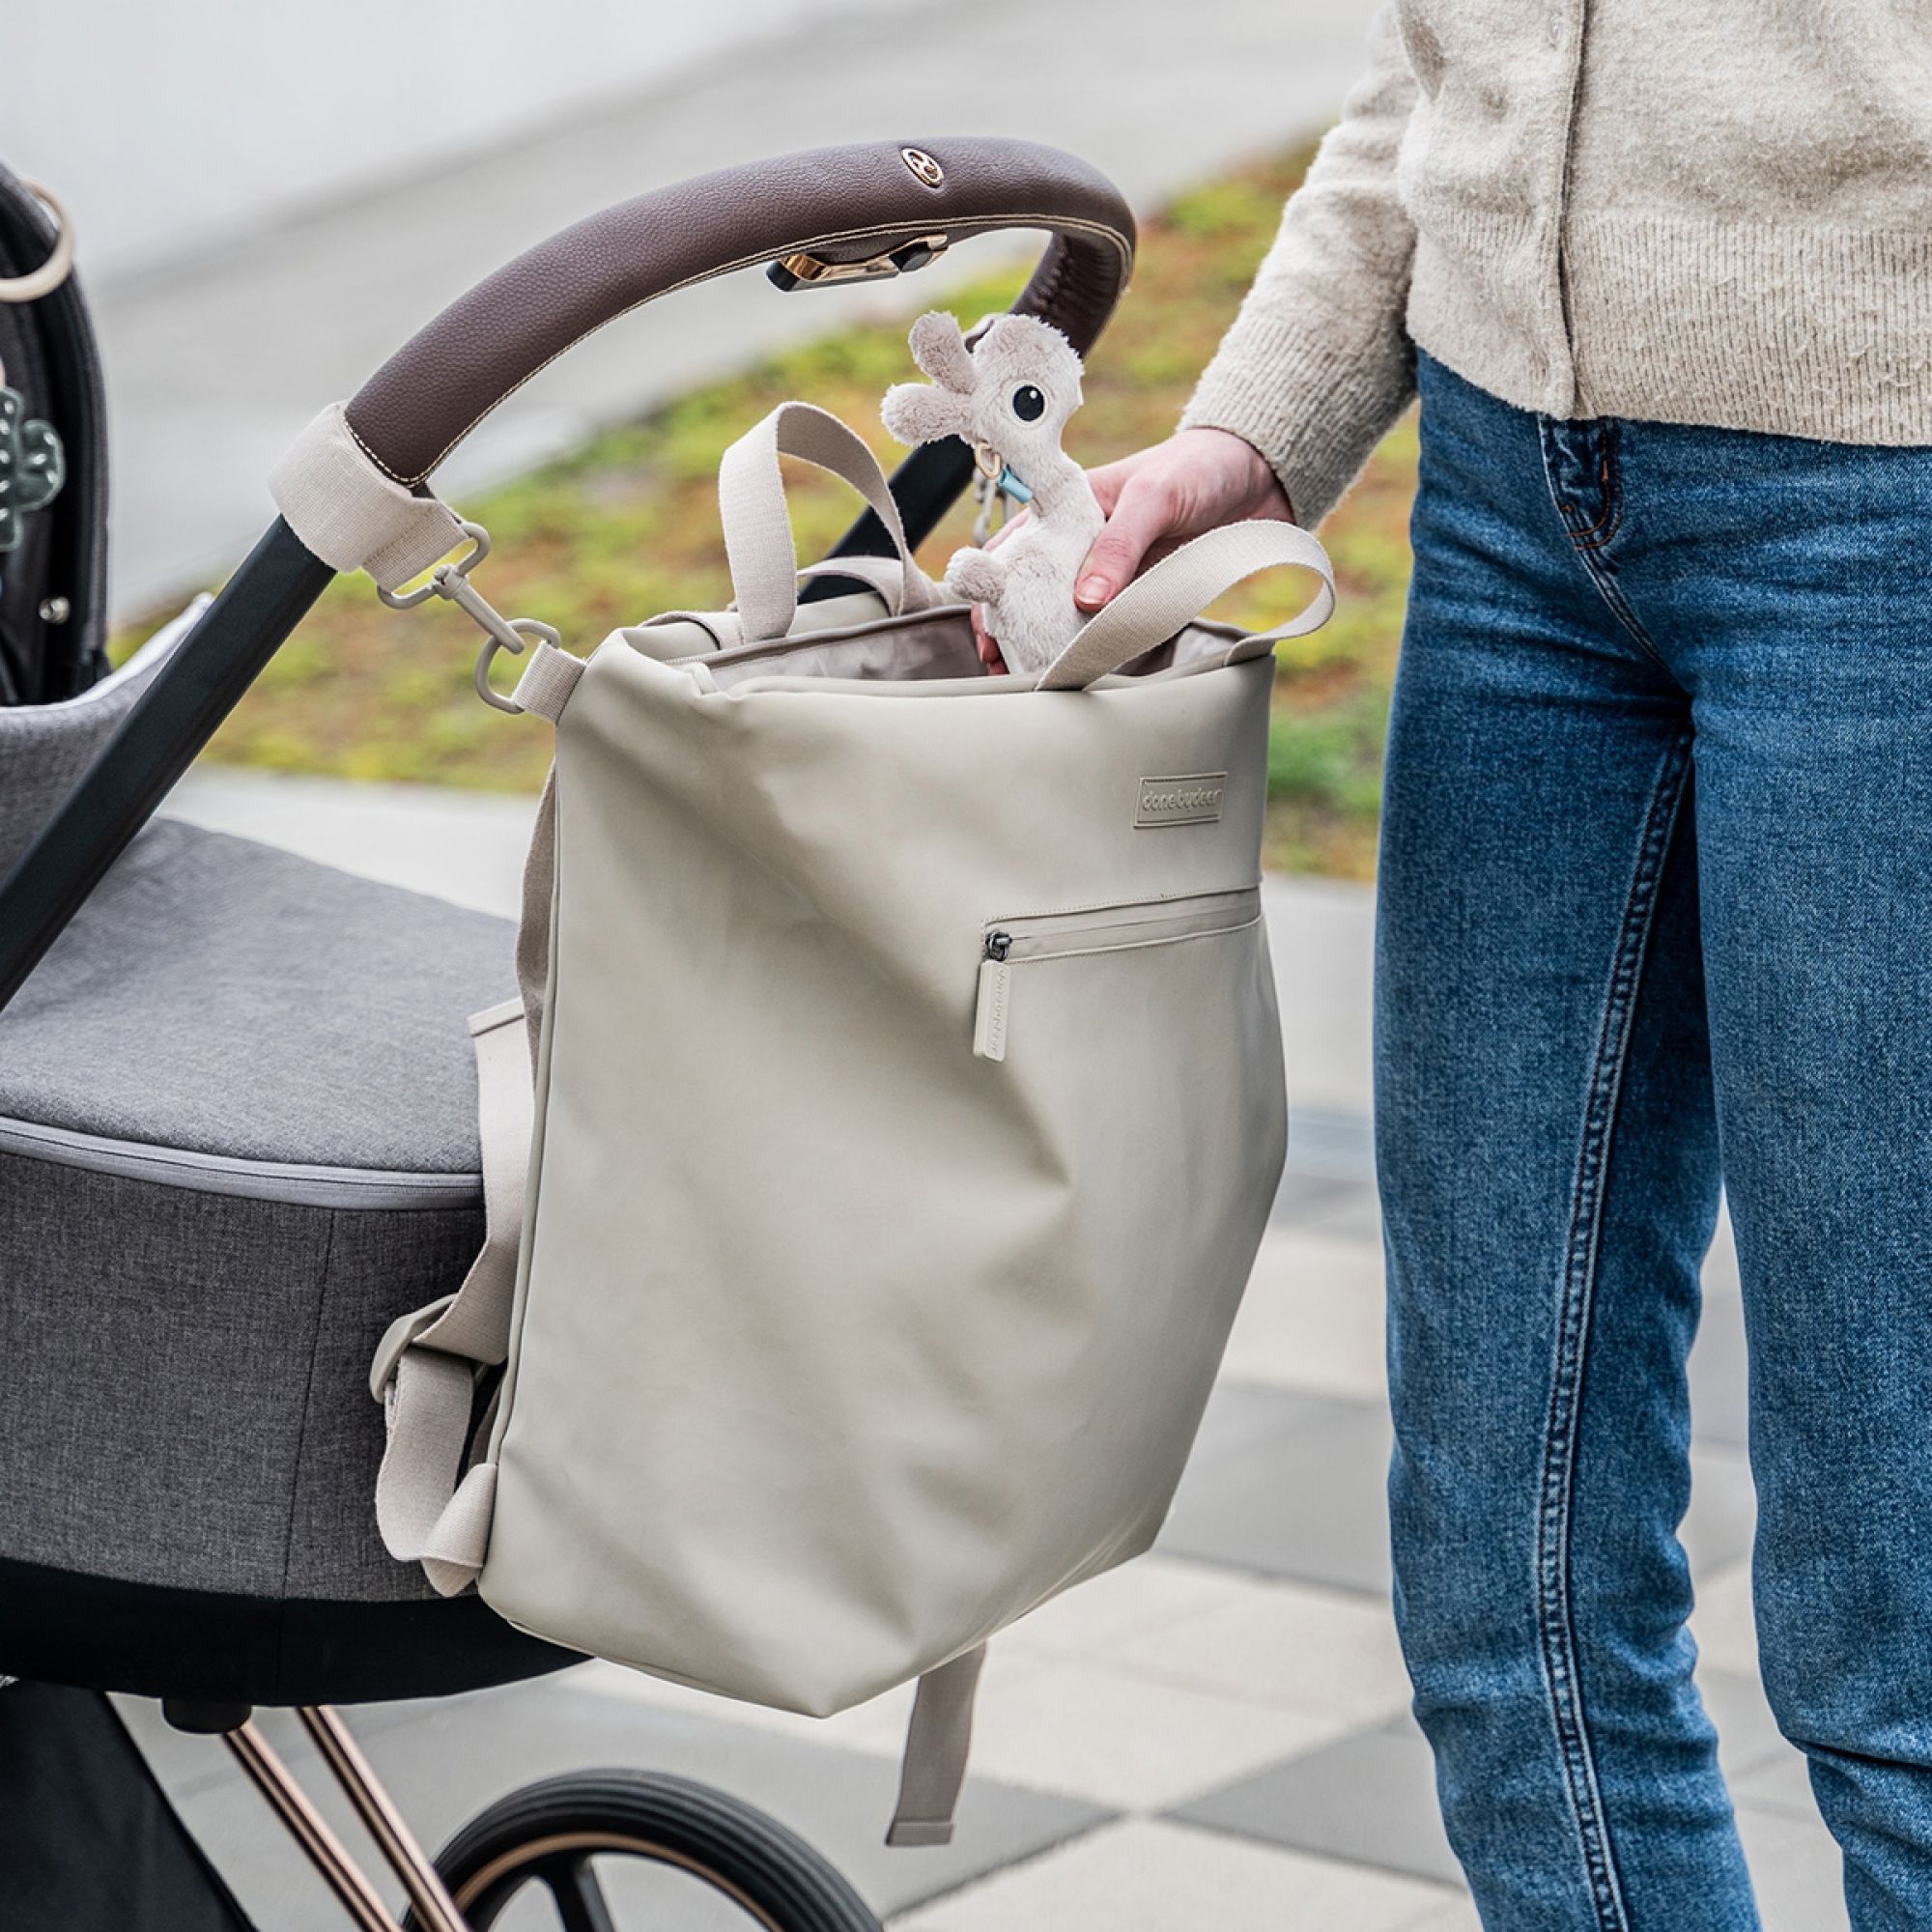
{"left": 342, "top": 137, "right": 1137, "bottom": 490}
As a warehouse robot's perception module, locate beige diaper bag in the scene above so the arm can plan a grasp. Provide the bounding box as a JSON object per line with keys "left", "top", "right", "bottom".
{"left": 274, "top": 334, "right": 1332, "bottom": 1854}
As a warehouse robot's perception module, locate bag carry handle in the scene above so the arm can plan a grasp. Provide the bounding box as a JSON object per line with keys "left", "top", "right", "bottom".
{"left": 1035, "top": 520, "right": 1336, "bottom": 692}
{"left": 343, "top": 137, "right": 1135, "bottom": 490}
{"left": 719, "top": 403, "right": 938, "bottom": 642}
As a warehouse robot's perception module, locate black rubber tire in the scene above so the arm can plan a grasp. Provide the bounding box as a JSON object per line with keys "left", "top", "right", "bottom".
{"left": 406, "top": 1771, "right": 883, "bottom": 1932}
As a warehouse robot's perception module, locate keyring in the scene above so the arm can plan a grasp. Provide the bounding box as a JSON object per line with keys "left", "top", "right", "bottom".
{"left": 0, "top": 181, "right": 75, "bottom": 304}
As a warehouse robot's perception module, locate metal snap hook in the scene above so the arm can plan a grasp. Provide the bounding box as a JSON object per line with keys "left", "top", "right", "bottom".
{"left": 374, "top": 519, "right": 561, "bottom": 713}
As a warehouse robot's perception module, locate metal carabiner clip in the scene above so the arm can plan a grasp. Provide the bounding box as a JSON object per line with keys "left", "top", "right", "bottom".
{"left": 377, "top": 521, "right": 561, "bottom": 713}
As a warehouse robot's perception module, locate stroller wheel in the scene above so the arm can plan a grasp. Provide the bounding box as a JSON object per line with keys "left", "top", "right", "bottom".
{"left": 407, "top": 1770, "right": 882, "bottom": 1932}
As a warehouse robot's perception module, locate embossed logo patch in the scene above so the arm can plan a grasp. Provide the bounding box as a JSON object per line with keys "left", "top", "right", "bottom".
{"left": 899, "top": 147, "right": 946, "bottom": 189}
{"left": 1135, "top": 773, "right": 1227, "bottom": 828}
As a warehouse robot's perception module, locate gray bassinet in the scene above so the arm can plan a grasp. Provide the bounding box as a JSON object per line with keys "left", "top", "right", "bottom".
{"left": 0, "top": 612, "right": 567, "bottom": 1701}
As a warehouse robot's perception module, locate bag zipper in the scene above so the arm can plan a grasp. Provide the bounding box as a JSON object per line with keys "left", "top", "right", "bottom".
{"left": 973, "top": 885, "right": 1262, "bottom": 1062}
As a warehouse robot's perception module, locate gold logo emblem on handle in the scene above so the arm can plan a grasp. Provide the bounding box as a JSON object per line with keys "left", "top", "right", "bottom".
{"left": 900, "top": 147, "right": 946, "bottom": 189}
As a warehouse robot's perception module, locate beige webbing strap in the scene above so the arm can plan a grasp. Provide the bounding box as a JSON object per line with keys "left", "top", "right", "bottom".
{"left": 885, "top": 1644, "right": 988, "bottom": 1848}
{"left": 792, "top": 555, "right": 929, "bottom": 605}
{"left": 370, "top": 997, "right": 532, "bottom": 1595}
{"left": 1036, "top": 519, "right": 1336, "bottom": 692}
{"left": 270, "top": 403, "right": 469, "bottom": 594}
{"left": 515, "top": 770, "right": 559, "bottom": 1067}
{"left": 510, "top": 639, "right": 586, "bottom": 724}
{"left": 719, "top": 402, "right": 938, "bottom": 644}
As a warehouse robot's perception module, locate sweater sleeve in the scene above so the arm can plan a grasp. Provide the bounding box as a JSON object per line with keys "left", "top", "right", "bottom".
{"left": 1179, "top": 5, "right": 1419, "bottom": 527}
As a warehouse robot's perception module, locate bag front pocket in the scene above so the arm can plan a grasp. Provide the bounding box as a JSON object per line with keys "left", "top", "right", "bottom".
{"left": 972, "top": 885, "right": 1263, "bottom": 1063}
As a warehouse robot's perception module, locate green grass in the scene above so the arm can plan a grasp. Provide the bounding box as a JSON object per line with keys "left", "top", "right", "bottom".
{"left": 118, "top": 142, "right": 1415, "bottom": 879}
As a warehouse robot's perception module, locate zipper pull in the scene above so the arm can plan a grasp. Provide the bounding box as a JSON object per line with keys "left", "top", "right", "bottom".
{"left": 974, "top": 932, "right": 1012, "bottom": 1062}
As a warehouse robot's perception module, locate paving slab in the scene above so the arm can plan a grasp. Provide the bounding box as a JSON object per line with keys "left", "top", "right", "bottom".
{"left": 1406, "top": 1899, "right": 1485, "bottom": 1932}
{"left": 1176, "top": 1718, "right": 1462, "bottom": 1889}
{"left": 1100, "top": 1574, "right": 1412, "bottom": 1729}
{"left": 1699, "top": 1664, "right": 1799, "bottom": 1788}
{"left": 892, "top": 1815, "right": 1459, "bottom": 1932}
{"left": 1157, "top": 1380, "right": 1394, "bottom": 1596}
{"left": 963, "top": 1654, "right": 1345, "bottom": 1814}
{"left": 1689, "top": 1208, "right": 1749, "bottom": 1449}
{"left": 1222, "top": 1226, "right": 1390, "bottom": 1400}
{"left": 1734, "top": 1803, "right": 1850, "bottom": 1932}
{"left": 1732, "top": 1746, "right": 1822, "bottom": 1823}
{"left": 1690, "top": 1558, "right": 1760, "bottom": 1680}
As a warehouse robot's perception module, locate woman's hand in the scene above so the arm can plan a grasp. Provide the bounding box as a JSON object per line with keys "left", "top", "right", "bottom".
{"left": 971, "top": 428, "right": 1293, "bottom": 670}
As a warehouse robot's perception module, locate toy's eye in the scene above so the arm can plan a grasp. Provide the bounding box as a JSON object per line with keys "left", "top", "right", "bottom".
{"left": 1010, "top": 384, "right": 1045, "bottom": 422}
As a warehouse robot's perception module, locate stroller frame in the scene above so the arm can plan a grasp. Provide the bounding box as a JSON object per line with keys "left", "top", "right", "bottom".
{"left": 174, "top": 1700, "right": 467, "bottom": 1932}
{"left": 0, "top": 138, "right": 1134, "bottom": 1929}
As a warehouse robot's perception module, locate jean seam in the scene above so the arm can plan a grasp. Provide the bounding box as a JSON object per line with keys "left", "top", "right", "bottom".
{"left": 1535, "top": 729, "right": 1693, "bottom": 1932}
{"left": 1538, "top": 420, "right": 1670, "bottom": 672}
{"left": 1573, "top": 550, "right": 1670, "bottom": 672}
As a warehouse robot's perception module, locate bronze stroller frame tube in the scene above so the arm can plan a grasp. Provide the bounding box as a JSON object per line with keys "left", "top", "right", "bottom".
{"left": 213, "top": 1702, "right": 475, "bottom": 1930}
{"left": 296, "top": 1705, "right": 471, "bottom": 1932}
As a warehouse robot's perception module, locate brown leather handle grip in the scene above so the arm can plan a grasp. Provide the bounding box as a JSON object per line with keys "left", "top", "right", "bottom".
{"left": 344, "top": 137, "right": 1135, "bottom": 488}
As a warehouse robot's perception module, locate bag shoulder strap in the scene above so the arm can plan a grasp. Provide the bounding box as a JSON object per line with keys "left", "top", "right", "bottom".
{"left": 369, "top": 996, "right": 532, "bottom": 1595}
{"left": 1036, "top": 519, "right": 1334, "bottom": 691}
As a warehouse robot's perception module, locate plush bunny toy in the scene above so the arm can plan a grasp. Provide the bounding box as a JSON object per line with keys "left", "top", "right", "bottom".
{"left": 881, "top": 311, "right": 1104, "bottom": 675}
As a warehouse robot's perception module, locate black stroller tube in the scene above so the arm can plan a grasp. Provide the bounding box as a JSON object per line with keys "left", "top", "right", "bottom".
{"left": 0, "top": 137, "right": 1135, "bottom": 1012}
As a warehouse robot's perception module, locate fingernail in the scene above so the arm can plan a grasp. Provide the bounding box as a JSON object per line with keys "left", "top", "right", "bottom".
{"left": 1076, "top": 575, "right": 1111, "bottom": 606}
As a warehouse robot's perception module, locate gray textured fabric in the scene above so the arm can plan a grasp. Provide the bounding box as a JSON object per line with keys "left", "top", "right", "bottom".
{"left": 0, "top": 820, "right": 514, "bottom": 1169}
{"left": 0, "top": 814, "right": 516, "bottom": 1600}
{"left": 0, "top": 605, "right": 198, "bottom": 878}
{"left": 0, "top": 1147, "right": 476, "bottom": 1600}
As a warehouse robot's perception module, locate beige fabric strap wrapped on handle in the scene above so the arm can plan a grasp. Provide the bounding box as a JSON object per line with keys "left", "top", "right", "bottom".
{"left": 270, "top": 403, "right": 469, "bottom": 594}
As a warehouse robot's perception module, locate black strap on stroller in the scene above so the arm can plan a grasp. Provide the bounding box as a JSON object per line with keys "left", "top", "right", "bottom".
{"left": 0, "top": 165, "right": 109, "bottom": 705}
{"left": 0, "top": 137, "right": 1135, "bottom": 1012}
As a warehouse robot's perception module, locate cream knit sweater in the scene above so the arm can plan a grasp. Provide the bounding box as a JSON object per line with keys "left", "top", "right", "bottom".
{"left": 1180, "top": 0, "right": 1932, "bottom": 526}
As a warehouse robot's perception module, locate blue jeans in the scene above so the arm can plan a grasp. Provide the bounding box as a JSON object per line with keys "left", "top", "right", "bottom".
{"left": 1378, "top": 352, "right": 1932, "bottom": 1930}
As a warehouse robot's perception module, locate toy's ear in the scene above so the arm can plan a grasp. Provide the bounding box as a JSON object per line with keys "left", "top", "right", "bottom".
{"left": 906, "top": 311, "right": 976, "bottom": 392}
{"left": 880, "top": 380, "right": 970, "bottom": 446}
